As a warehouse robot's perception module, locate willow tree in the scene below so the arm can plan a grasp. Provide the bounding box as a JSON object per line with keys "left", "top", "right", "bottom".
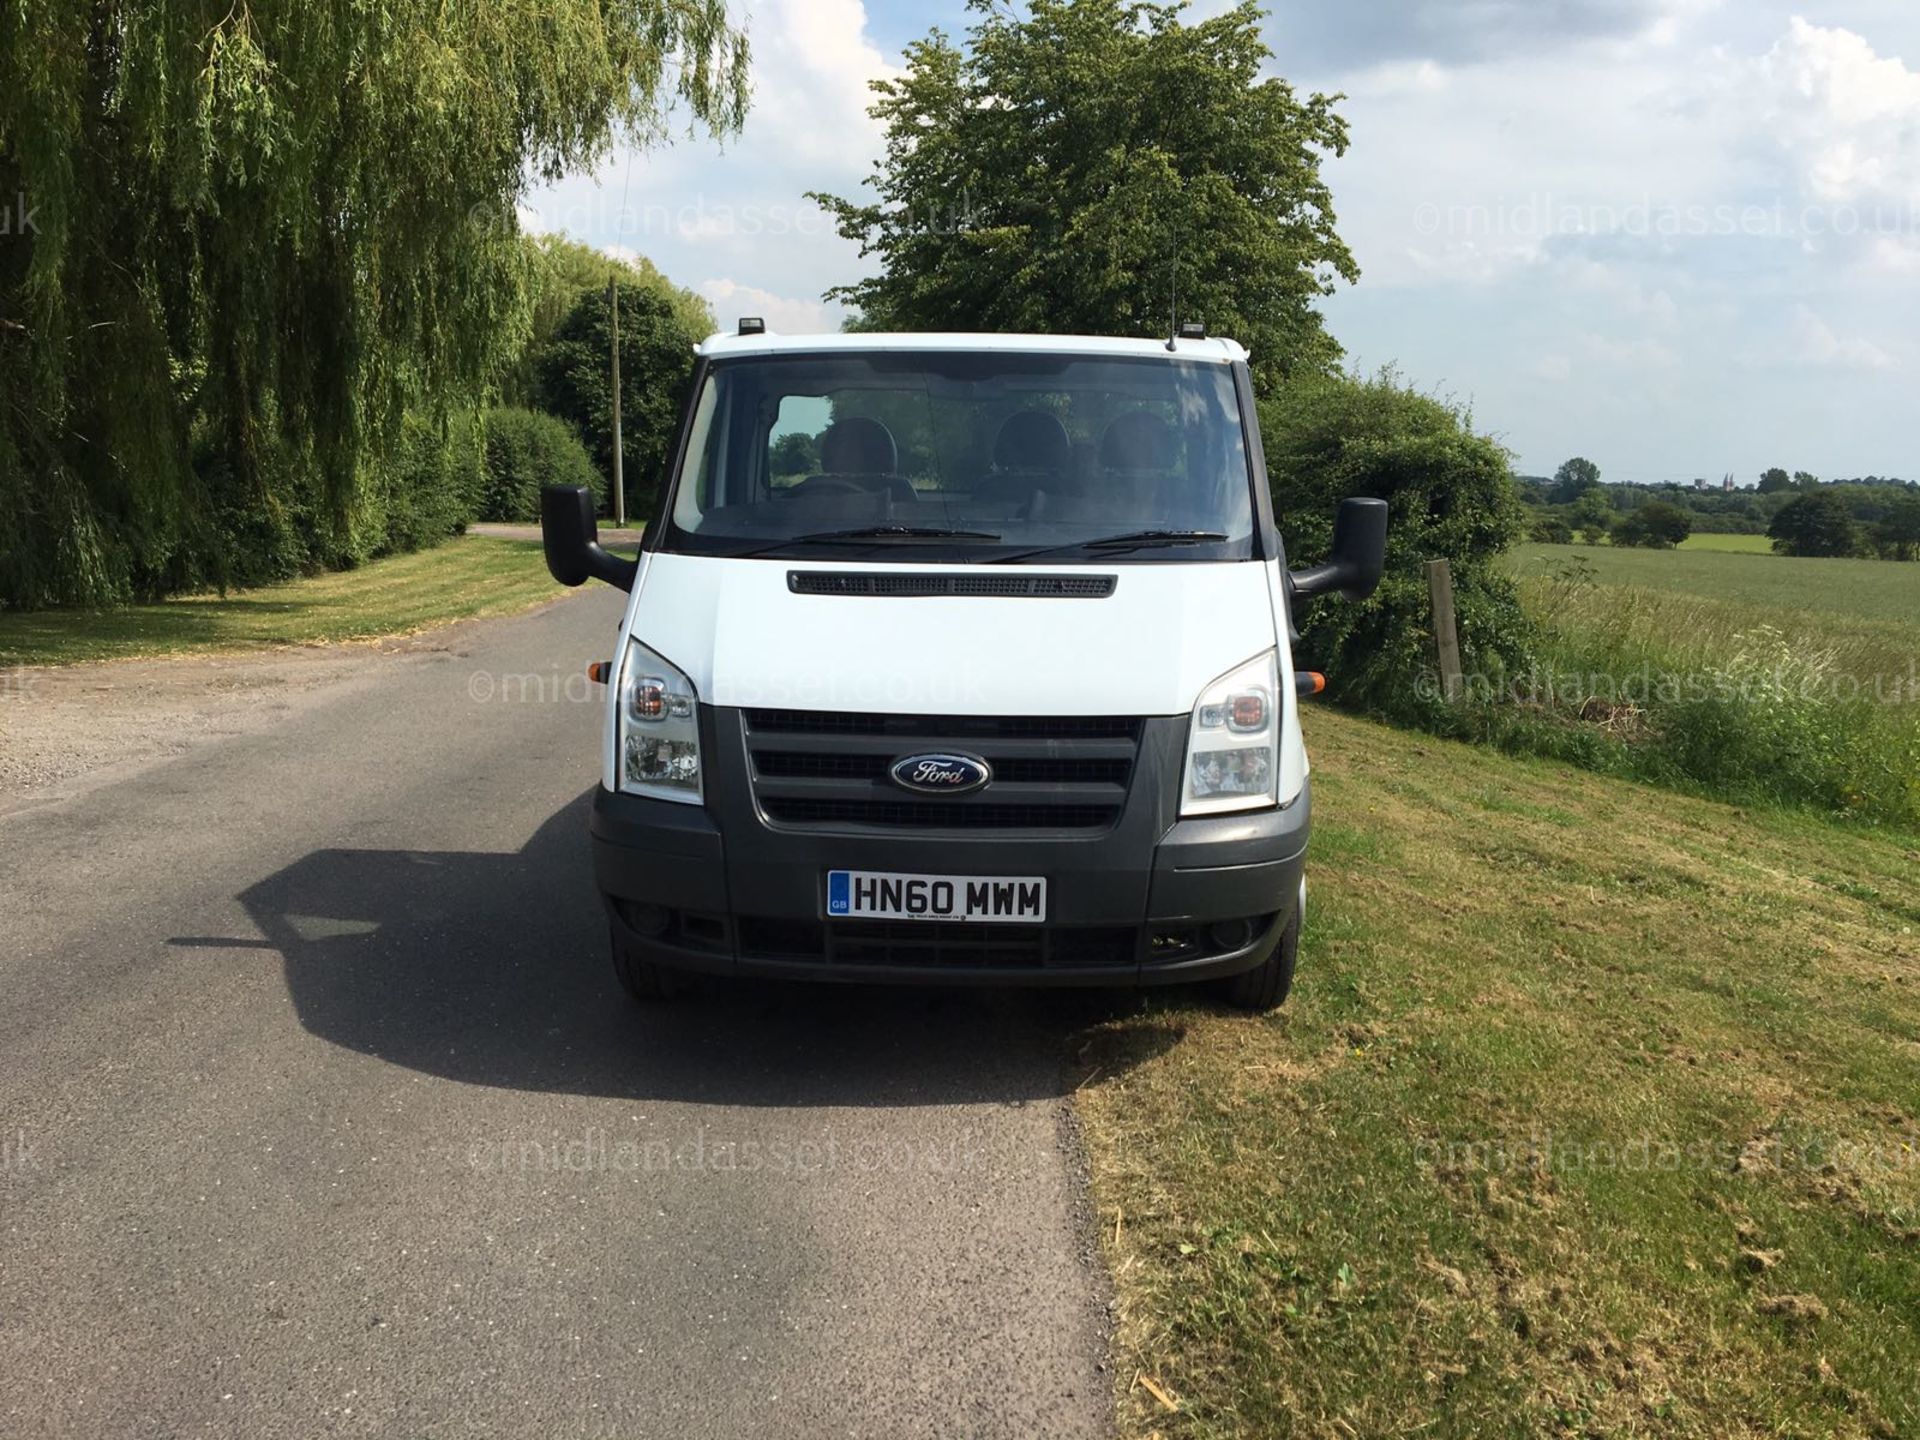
{"left": 0, "top": 1, "right": 746, "bottom": 607}
{"left": 810, "top": 0, "right": 1355, "bottom": 385}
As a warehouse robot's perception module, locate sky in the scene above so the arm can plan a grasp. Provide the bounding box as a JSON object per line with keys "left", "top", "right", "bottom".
{"left": 522, "top": 0, "right": 1920, "bottom": 484}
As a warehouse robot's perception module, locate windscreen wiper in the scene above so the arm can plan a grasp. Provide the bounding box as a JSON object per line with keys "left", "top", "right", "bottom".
{"left": 726, "top": 524, "right": 1002, "bottom": 559}
{"left": 987, "top": 529, "right": 1229, "bottom": 563}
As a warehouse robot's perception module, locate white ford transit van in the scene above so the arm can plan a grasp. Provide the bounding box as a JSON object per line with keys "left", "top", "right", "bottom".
{"left": 541, "top": 328, "right": 1385, "bottom": 1010}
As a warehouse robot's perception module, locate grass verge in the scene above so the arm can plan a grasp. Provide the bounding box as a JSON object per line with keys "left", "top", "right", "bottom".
{"left": 1077, "top": 707, "right": 1920, "bottom": 1438}
{"left": 0, "top": 536, "right": 565, "bottom": 667}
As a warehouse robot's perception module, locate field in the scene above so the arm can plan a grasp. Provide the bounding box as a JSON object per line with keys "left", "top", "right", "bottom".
{"left": 0, "top": 536, "right": 564, "bottom": 668}
{"left": 1679, "top": 532, "right": 1774, "bottom": 554}
{"left": 1497, "top": 543, "right": 1919, "bottom": 830}
{"left": 1507, "top": 544, "right": 1920, "bottom": 699}
{"left": 1076, "top": 706, "right": 1920, "bottom": 1438}
{"left": 1509, "top": 542, "right": 1920, "bottom": 630}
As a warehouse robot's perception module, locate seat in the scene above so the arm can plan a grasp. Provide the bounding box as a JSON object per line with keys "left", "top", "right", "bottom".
{"left": 794, "top": 416, "right": 915, "bottom": 504}
{"left": 817, "top": 416, "right": 898, "bottom": 475}
{"left": 993, "top": 411, "right": 1071, "bottom": 474}
{"left": 976, "top": 410, "right": 1073, "bottom": 505}
{"left": 1097, "top": 410, "right": 1179, "bottom": 472}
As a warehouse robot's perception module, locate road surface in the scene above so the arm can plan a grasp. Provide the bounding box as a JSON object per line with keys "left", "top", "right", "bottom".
{"left": 0, "top": 589, "right": 1113, "bottom": 1438}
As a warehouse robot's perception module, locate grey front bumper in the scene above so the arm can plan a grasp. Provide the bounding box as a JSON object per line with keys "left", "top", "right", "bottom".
{"left": 589, "top": 749, "right": 1309, "bottom": 987}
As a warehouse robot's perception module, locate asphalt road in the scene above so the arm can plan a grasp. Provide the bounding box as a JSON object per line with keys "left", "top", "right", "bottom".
{"left": 0, "top": 589, "right": 1114, "bottom": 1438}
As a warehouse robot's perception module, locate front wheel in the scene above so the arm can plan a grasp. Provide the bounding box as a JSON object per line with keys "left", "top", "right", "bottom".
{"left": 610, "top": 924, "right": 680, "bottom": 1002}
{"left": 1218, "top": 905, "right": 1300, "bottom": 1012}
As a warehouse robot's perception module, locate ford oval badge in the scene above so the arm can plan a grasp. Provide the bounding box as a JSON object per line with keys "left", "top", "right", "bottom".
{"left": 889, "top": 752, "right": 992, "bottom": 796}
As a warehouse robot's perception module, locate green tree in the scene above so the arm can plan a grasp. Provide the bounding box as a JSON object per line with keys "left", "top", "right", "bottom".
{"left": 0, "top": 0, "right": 746, "bottom": 608}
{"left": 504, "top": 236, "right": 711, "bottom": 408}
{"left": 1871, "top": 494, "right": 1920, "bottom": 561}
{"left": 1568, "top": 489, "right": 1614, "bottom": 544}
{"left": 771, "top": 432, "right": 822, "bottom": 478}
{"left": 1549, "top": 457, "right": 1602, "bottom": 504}
{"left": 536, "top": 282, "right": 705, "bottom": 518}
{"left": 1768, "top": 490, "right": 1859, "bottom": 557}
{"left": 1793, "top": 470, "right": 1820, "bottom": 490}
{"left": 1758, "top": 467, "right": 1794, "bottom": 494}
{"left": 1612, "top": 499, "right": 1692, "bottom": 550}
{"left": 1530, "top": 516, "right": 1573, "bottom": 544}
{"left": 1263, "top": 370, "right": 1530, "bottom": 715}
{"left": 810, "top": 0, "right": 1356, "bottom": 386}
{"left": 475, "top": 408, "right": 603, "bottom": 522}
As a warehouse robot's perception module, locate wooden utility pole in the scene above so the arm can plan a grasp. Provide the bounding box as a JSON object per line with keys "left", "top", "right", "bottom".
{"left": 1426, "top": 559, "right": 1464, "bottom": 703}
{"left": 608, "top": 278, "right": 625, "bottom": 527}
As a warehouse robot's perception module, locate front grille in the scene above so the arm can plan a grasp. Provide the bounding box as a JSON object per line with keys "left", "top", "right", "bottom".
{"left": 753, "top": 751, "right": 1131, "bottom": 786}
{"left": 736, "top": 917, "right": 1138, "bottom": 970}
{"left": 747, "top": 710, "right": 1137, "bottom": 739}
{"left": 788, "top": 571, "right": 1117, "bottom": 599}
{"left": 743, "top": 710, "right": 1142, "bottom": 832}
{"left": 758, "top": 798, "right": 1120, "bottom": 829}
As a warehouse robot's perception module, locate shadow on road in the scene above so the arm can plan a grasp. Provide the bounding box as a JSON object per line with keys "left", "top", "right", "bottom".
{"left": 176, "top": 791, "right": 1178, "bottom": 1106}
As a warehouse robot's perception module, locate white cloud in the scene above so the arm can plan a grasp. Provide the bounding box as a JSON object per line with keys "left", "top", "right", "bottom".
{"left": 697, "top": 277, "right": 831, "bottom": 335}
{"left": 514, "top": 0, "right": 1920, "bottom": 479}
{"left": 1579, "top": 332, "right": 1682, "bottom": 368}
{"left": 521, "top": 0, "right": 889, "bottom": 334}
{"left": 742, "top": 0, "right": 898, "bottom": 168}
{"left": 1276, "top": 0, "right": 1720, "bottom": 69}
{"left": 1862, "top": 234, "right": 1920, "bottom": 275}
{"left": 1789, "top": 305, "right": 1896, "bottom": 369}
{"left": 1561, "top": 258, "right": 1682, "bottom": 326}
{"left": 1750, "top": 18, "right": 1920, "bottom": 206}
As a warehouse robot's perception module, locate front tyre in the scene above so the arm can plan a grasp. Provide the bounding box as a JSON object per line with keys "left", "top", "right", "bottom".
{"left": 1218, "top": 904, "right": 1300, "bottom": 1012}
{"left": 610, "top": 923, "right": 680, "bottom": 1002}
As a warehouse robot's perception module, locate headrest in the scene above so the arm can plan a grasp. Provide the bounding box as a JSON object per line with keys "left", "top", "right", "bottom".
{"left": 817, "top": 416, "right": 898, "bottom": 474}
{"left": 992, "top": 411, "right": 1072, "bottom": 472}
{"left": 1098, "top": 411, "right": 1179, "bottom": 471}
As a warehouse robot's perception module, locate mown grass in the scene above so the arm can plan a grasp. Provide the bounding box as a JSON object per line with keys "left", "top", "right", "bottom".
{"left": 1076, "top": 707, "right": 1920, "bottom": 1439}
{"left": 0, "top": 536, "right": 566, "bottom": 667}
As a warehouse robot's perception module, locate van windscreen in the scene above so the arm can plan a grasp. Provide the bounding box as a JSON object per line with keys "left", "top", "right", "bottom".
{"left": 662, "top": 352, "right": 1257, "bottom": 564}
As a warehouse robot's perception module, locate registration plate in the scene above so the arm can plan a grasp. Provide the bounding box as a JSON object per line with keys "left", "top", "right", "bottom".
{"left": 826, "top": 870, "right": 1047, "bottom": 923}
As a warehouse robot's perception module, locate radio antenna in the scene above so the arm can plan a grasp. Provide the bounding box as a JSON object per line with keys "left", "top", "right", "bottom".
{"left": 1166, "top": 236, "right": 1180, "bottom": 352}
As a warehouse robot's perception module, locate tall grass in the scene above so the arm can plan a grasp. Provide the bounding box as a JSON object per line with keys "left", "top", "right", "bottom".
{"left": 1478, "top": 559, "right": 1920, "bottom": 829}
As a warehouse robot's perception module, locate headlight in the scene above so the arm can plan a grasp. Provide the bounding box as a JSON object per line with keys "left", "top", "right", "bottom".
{"left": 1182, "top": 649, "right": 1279, "bottom": 816}
{"left": 618, "top": 639, "right": 702, "bottom": 804}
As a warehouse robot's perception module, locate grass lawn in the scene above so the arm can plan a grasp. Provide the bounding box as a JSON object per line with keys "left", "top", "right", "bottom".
{"left": 1076, "top": 706, "right": 1920, "bottom": 1438}
{"left": 0, "top": 535, "right": 568, "bottom": 667}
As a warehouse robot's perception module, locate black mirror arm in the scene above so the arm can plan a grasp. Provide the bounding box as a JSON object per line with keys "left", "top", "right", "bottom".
{"left": 541, "top": 485, "right": 638, "bottom": 592}
{"left": 580, "top": 541, "right": 638, "bottom": 593}
{"left": 1287, "top": 561, "right": 1345, "bottom": 601}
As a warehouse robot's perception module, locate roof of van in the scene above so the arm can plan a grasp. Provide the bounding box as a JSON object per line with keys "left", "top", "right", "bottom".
{"left": 695, "top": 330, "right": 1251, "bottom": 364}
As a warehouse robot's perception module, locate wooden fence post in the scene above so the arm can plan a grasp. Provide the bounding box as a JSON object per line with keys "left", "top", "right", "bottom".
{"left": 1426, "top": 559, "right": 1464, "bottom": 703}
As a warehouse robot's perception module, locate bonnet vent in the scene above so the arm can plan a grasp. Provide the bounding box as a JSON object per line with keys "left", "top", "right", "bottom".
{"left": 786, "top": 571, "right": 1116, "bottom": 599}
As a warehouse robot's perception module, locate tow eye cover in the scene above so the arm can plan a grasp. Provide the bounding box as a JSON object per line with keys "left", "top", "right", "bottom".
{"left": 889, "top": 753, "right": 992, "bottom": 796}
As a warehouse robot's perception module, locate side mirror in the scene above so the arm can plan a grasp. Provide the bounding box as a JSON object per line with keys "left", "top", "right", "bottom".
{"left": 1289, "top": 497, "right": 1387, "bottom": 603}
{"left": 541, "top": 485, "right": 637, "bottom": 592}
